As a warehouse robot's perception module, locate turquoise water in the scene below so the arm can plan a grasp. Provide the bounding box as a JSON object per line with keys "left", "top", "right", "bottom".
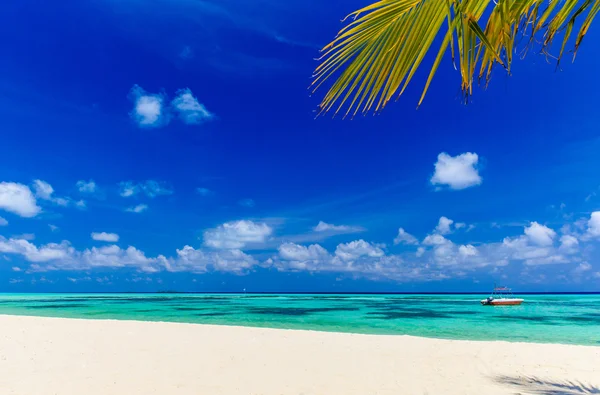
{"left": 0, "top": 293, "right": 599, "bottom": 346}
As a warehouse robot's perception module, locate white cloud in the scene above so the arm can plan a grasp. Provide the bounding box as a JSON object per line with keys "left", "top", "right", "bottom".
{"left": 48, "top": 224, "right": 59, "bottom": 232}
{"left": 559, "top": 235, "right": 579, "bottom": 254}
{"left": 76, "top": 180, "right": 97, "bottom": 193}
{"left": 394, "top": 228, "right": 419, "bottom": 245}
{"left": 573, "top": 262, "right": 592, "bottom": 274}
{"left": 279, "top": 243, "right": 328, "bottom": 261}
{"left": 458, "top": 244, "right": 478, "bottom": 257}
{"left": 75, "top": 200, "right": 86, "bottom": 209}
{"left": 0, "top": 182, "right": 41, "bottom": 218}
{"left": 13, "top": 233, "right": 35, "bottom": 241}
{"left": 524, "top": 222, "right": 556, "bottom": 246}
{"left": 455, "top": 222, "right": 466, "bottom": 230}
{"left": 119, "top": 180, "right": 173, "bottom": 198}
{"left": 422, "top": 233, "right": 449, "bottom": 246}
{"left": 334, "top": 240, "right": 384, "bottom": 262}
{"left": 129, "top": 85, "right": 169, "bottom": 128}
{"left": 53, "top": 197, "right": 69, "bottom": 207}
{"left": 80, "top": 245, "right": 165, "bottom": 273}
{"left": 12, "top": 267, "right": 21, "bottom": 272}
{"left": 32, "top": 180, "right": 74, "bottom": 208}
{"left": 91, "top": 232, "right": 120, "bottom": 242}
{"left": 0, "top": 237, "right": 73, "bottom": 263}
{"left": 587, "top": 211, "right": 600, "bottom": 238}
{"left": 435, "top": 216, "right": 454, "bottom": 235}
{"left": 32, "top": 180, "right": 54, "bottom": 200}
{"left": 171, "top": 88, "right": 215, "bottom": 125}
{"left": 0, "top": 239, "right": 166, "bottom": 273}
{"left": 430, "top": 152, "right": 482, "bottom": 190}
{"left": 203, "top": 220, "right": 272, "bottom": 249}
{"left": 314, "top": 221, "right": 364, "bottom": 234}
{"left": 0, "top": 216, "right": 7, "bottom": 226}
{"left": 169, "top": 247, "right": 257, "bottom": 274}
{"left": 126, "top": 204, "right": 148, "bottom": 213}
{"left": 276, "top": 243, "right": 332, "bottom": 271}
{"left": 271, "top": 240, "right": 442, "bottom": 282}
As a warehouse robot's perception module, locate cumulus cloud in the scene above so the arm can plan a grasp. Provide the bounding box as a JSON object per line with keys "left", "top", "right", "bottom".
{"left": 393, "top": 228, "right": 419, "bottom": 245}
{"left": 0, "top": 237, "right": 166, "bottom": 273}
{"left": 126, "top": 204, "right": 148, "bottom": 213}
{"left": 271, "top": 240, "right": 442, "bottom": 281}
{"left": 4, "top": 211, "right": 600, "bottom": 283}
{"left": 203, "top": 220, "right": 272, "bottom": 249}
{"left": 168, "top": 247, "right": 257, "bottom": 274}
{"left": 559, "top": 235, "right": 579, "bottom": 255}
{"left": 524, "top": 222, "right": 556, "bottom": 246}
{"left": 431, "top": 152, "right": 482, "bottom": 190}
{"left": 411, "top": 217, "right": 581, "bottom": 269}
{"left": 129, "top": 85, "right": 169, "bottom": 128}
{"left": 13, "top": 233, "right": 35, "bottom": 241}
{"left": 0, "top": 235, "right": 260, "bottom": 275}
{"left": 458, "top": 244, "right": 478, "bottom": 257}
{"left": 314, "top": 221, "right": 364, "bottom": 234}
{"left": 76, "top": 180, "right": 97, "bottom": 194}
{"left": 0, "top": 216, "right": 7, "bottom": 226}
{"left": 32, "top": 180, "right": 54, "bottom": 200}
{"left": 32, "top": 180, "right": 74, "bottom": 208}
{"left": 275, "top": 243, "right": 332, "bottom": 271}
{"left": 119, "top": 180, "right": 173, "bottom": 198}
{"left": 335, "top": 240, "right": 385, "bottom": 261}
{"left": 435, "top": 216, "right": 454, "bottom": 235}
{"left": 587, "top": 211, "right": 600, "bottom": 238}
{"left": 0, "top": 237, "right": 74, "bottom": 263}
{"left": 573, "top": 262, "right": 592, "bottom": 275}
{"left": 0, "top": 182, "right": 41, "bottom": 218}
{"left": 171, "top": 88, "right": 215, "bottom": 125}
{"left": 79, "top": 245, "right": 165, "bottom": 273}
{"left": 91, "top": 232, "right": 120, "bottom": 242}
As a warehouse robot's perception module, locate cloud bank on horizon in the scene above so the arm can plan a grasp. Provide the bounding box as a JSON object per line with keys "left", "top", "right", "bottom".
{"left": 2, "top": 171, "right": 600, "bottom": 285}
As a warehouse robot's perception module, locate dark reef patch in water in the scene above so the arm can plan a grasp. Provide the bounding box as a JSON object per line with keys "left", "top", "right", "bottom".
{"left": 172, "top": 306, "right": 209, "bottom": 311}
{"left": 247, "top": 307, "right": 360, "bottom": 316}
{"left": 367, "top": 310, "right": 451, "bottom": 320}
{"left": 25, "top": 304, "right": 90, "bottom": 309}
{"left": 563, "top": 315, "right": 600, "bottom": 324}
{"left": 196, "top": 312, "right": 230, "bottom": 317}
{"left": 493, "top": 315, "right": 551, "bottom": 323}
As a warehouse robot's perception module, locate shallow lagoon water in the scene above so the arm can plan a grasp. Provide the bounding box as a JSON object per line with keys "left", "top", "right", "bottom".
{"left": 0, "top": 293, "right": 599, "bottom": 346}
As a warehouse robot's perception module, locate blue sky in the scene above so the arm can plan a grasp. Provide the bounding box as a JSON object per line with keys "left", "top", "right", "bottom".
{"left": 1, "top": 0, "right": 600, "bottom": 292}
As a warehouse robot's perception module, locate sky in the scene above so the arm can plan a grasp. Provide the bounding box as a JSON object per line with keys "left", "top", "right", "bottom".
{"left": 1, "top": 0, "right": 600, "bottom": 293}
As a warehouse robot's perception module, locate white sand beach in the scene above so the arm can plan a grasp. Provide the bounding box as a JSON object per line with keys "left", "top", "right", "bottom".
{"left": 0, "top": 315, "right": 598, "bottom": 395}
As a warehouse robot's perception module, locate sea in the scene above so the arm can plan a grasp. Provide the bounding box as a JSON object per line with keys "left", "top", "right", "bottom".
{"left": 0, "top": 293, "right": 599, "bottom": 346}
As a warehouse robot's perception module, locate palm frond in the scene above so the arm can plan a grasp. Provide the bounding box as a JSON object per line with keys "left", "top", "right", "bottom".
{"left": 312, "top": 0, "right": 599, "bottom": 117}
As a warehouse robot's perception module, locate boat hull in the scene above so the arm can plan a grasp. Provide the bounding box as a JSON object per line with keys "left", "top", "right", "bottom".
{"left": 480, "top": 298, "right": 524, "bottom": 306}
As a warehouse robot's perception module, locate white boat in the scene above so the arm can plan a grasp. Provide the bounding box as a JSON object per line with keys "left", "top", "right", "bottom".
{"left": 480, "top": 285, "right": 524, "bottom": 306}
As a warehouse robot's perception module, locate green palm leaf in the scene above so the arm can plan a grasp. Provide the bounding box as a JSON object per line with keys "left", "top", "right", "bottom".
{"left": 312, "top": 0, "right": 599, "bottom": 117}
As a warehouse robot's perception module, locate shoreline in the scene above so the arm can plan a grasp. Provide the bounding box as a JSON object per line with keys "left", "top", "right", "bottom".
{"left": 1, "top": 315, "right": 599, "bottom": 395}
{"left": 1, "top": 313, "right": 599, "bottom": 348}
